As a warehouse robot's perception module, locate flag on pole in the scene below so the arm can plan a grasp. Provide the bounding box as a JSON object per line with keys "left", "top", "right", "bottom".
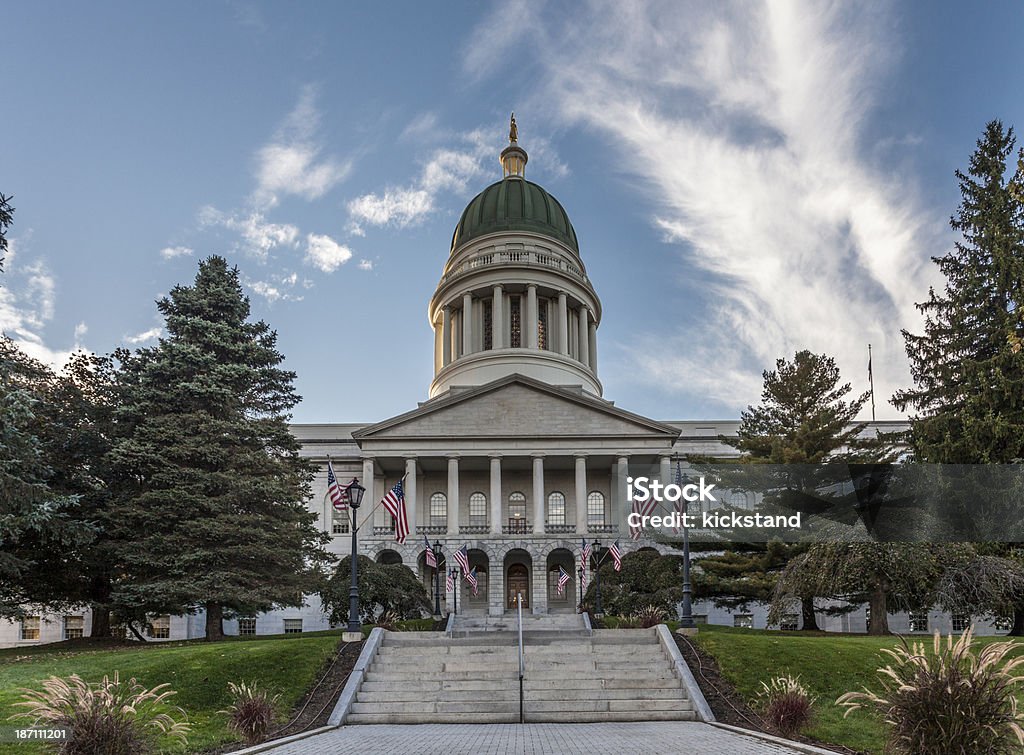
{"left": 556, "top": 566, "right": 571, "bottom": 595}
{"left": 466, "top": 567, "right": 479, "bottom": 596}
{"left": 453, "top": 545, "right": 471, "bottom": 574}
{"left": 424, "top": 534, "right": 437, "bottom": 569}
{"left": 629, "top": 493, "right": 657, "bottom": 540}
{"left": 581, "top": 538, "right": 592, "bottom": 567}
{"left": 445, "top": 568, "right": 454, "bottom": 593}
{"left": 380, "top": 480, "right": 409, "bottom": 544}
{"left": 326, "top": 460, "right": 348, "bottom": 512}
{"left": 609, "top": 540, "right": 623, "bottom": 571}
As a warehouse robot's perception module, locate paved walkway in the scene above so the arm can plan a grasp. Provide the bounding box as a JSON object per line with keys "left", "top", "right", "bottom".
{"left": 265, "top": 722, "right": 815, "bottom": 754}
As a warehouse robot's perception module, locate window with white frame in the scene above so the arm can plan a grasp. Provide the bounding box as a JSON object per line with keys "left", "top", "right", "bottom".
{"left": 547, "top": 492, "right": 565, "bottom": 525}
{"left": 547, "top": 567, "right": 569, "bottom": 602}
{"left": 587, "top": 492, "right": 605, "bottom": 526}
{"left": 331, "top": 503, "right": 350, "bottom": 535}
{"left": 469, "top": 492, "right": 487, "bottom": 526}
{"left": 430, "top": 493, "right": 447, "bottom": 527}
{"left": 994, "top": 616, "right": 1013, "bottom": 631}
{"left": 734, "top": 614, "right": 754, "bottom": 629}
{"left": 780, "top": 614, "right": 799, "bottom": 631}
{"left": 238, "top": 618, "right": 257, "bottom": 636}
{"left": 147, "top": 615, "right": 171, "bottom": 639}
{"left": 21, "top": 616, "right": 41, "bottom": 640}
{"left": 908, "top": 611, "right": 929, "bottom": 632}
{"left": 951, "top": 615, "right": 970, "bottom": 632}
{"left": 283, "top": 619, "right": 303, "bottom": 634}
{"left": 63, "top": 615, "right": 84, "bottom": 640}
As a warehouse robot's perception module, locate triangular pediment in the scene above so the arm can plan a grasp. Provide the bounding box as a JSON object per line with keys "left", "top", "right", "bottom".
{"left": 352, "top": 375, "right": 679, "bottom": 442}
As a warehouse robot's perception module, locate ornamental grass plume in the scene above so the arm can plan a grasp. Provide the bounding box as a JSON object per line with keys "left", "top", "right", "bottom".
{"left": 220, "top": 680, "right": 281, "bottom": 745}
{"left": 757, "top": 674, "right": 815, "bottom": 737}
{"left": 11, "top": 671, "right": 189, "bottom": 755}
{"left": 836, "top": 627, "right": 1024, "bottom": 754}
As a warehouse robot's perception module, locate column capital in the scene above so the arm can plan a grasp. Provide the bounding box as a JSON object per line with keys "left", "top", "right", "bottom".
{"left": 489, "top": 453, "right": 503, "bottom": 461}
{"left": 446, "top": 453, "right": 461, "bottom": 461}
{"left": 527, "top": 282, "right": 537, "bottom": 290}
{"left": 574, "top": 454, "right": 588, "bottom": 462}
{"left": 531, "top": 453, "right": 546, "bottom": 460}
{"left": 492, "top": 283, "right": 504, "bottom": 292}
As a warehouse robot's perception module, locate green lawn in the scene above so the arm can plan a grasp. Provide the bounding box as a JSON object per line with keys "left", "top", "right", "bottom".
{"left": 0, "top": 631, "right": 344, "bottom": 753}
{"left": 687, "top": 624, "right": 1024, "bottom": 754}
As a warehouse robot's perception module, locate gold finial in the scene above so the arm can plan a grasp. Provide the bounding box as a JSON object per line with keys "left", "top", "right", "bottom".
{"left": 509, "top": 112, "right": 518, "bottom": 143}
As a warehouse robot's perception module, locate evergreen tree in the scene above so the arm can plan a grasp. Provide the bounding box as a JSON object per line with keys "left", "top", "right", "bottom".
{"left": 108, "top": 256, "right": 332, "bottom": 640}
{"left": 718, "top": 350, "right": 875, "bottom": 630}
{"left": 892, "top": 120, "right": 1024, "bottom": 462}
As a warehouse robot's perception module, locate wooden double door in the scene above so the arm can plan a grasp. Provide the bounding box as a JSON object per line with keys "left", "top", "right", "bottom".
{"left": 507, "top": 564, "right": 529, "bottom": 609}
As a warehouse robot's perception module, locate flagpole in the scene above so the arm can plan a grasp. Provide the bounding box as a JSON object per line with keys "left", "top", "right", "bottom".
{"left": 868, "top": 343, "right": 876, "bottom": 422}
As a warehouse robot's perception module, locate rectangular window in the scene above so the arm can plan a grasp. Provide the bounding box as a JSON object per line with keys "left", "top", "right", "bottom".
{"left": 587, "top": 493, "right": 605, "bottom": 526}
{"left": 21, "top": 616, "right": 41, "bottom": 641}
{"left": 483, "top": 300, "right": 493, "bottom": 350}
{"left": 547, "top": 495, "right": 565, "bottom": 525}
{"left": 64, "top": 615, "right": 84, "bottom": 640}
{"left": 283, "top": 619, "right": 303, "bottom": 634}
{"left": 780, "top": 614, "right": 799, "bottom": 631}
{"left": 147, "top": 615, "right": 171, "bottom": 639}
{"left": 469, "top": 494, "right": 487, "bottom": 526}
{"left": 238, "top": 618, "right": 257, "bottom": 636}
{"left": 951, "top": 615, "right": 970, "bottom": 632}
{"left": 537, "top": 299, "right": 548, "bottom": 350}
{"left": 430, "top": 495, "right": 447, "bottom": 527}
{"left": 908, "top": 611, "right": 928, "bottom": 632}
{"left": 734, "top": 614, "right": 754, "bottom": 629}
{"left": 332, "top": 507, "right": 350, "bottom": 535}
{"left": 510, "top": 296, "right": 521, "bottom": 348}
{"left": 693, "top": 614, "right": 708, "bottom": 625}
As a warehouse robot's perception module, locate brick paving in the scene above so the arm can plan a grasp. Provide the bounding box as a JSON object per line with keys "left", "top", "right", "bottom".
{"left": 265, "top": 722, "right": 812, "bottom": 754}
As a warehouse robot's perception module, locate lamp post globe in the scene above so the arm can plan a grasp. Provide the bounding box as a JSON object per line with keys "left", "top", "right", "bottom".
{"left": 343, "top": 477, "right": 366, "bottom": 642}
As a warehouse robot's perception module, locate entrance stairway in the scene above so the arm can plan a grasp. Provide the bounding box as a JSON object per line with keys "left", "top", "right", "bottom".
{"left": 346, "top": 620, "right": 696, "bottom": 724}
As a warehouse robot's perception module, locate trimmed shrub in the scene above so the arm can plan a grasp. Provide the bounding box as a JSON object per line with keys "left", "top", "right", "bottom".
{"left": 758, "top": 674, "right": 815, "bottom": 737}
{"left": 12, "top": 672, "right": 189, "bottom": 754}
{"left": 837, "top": 628, "right": 1024, "bottom": 754}
{"left": 220, "top": 681, "right": 280, "bottom": 745}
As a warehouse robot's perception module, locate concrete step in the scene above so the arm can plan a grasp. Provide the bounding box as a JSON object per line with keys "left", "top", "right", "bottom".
{"left": 521, "top": 699, "right": 692, "bottom": 713}
{"left": 356, "top": 687, "right": 686, "bottom": 703}
{"left": 363, "top": 669, "right": 681, "bottom": 682}
{"left": 350, "top": 701, "right": 521, "bottom": 715}
{"left": 346, "top": 712, "right": 522, "bottom": 725}
{"left": 525, "top": 710, "right": 697, "bottom": 723}
{"left": 358, "top": 676, "right": 684, "bottom": 693}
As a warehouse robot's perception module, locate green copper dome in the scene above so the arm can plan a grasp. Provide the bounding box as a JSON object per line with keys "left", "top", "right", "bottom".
{"left": 451, "top": 178, "right": 579, "bottom": 254}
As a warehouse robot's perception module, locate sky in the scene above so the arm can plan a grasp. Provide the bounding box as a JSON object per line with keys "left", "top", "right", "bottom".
{"left": 2, "top": 1, "right": 1023, "bottom": 424}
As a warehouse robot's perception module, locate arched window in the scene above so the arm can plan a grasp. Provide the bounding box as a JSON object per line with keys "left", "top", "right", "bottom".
{"left": 469, "top": 492, "right": 487, "bottom": 526}
{"left": 429, "top": 493, "right": 447, "bottom": 526}
{"left": 587, "top": 491, "right": 605, "bottom": 526}
{"left": 508, "top": 492, "right": 527, "bottom": 532}
{"left": 727, "top": 490, "right": 748, "bottom": 510}
{"left": 547, "top": 492, "right": 566, "bottom": 525}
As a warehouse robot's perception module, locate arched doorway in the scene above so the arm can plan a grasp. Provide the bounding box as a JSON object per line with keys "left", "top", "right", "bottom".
{"left": 546, "top": 548, "right": 576, "bottom": 613}
{"left": 503, "top": 548, "right": 532, "bottom": 610}
{"left": 463, "top": 549, "right": 489, "bottom": 610}
{"left": 376, "top": 549, "right": 402, "bottom": 565}
{"left": 418, "top": 548, "right": 447, "bottom": 605}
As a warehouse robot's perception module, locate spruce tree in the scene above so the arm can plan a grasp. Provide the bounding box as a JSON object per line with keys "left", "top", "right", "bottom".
{"left": 109, "top": 256, "right": 331, "bottom": 640}
{"left": 892, "top": 120, "right": 1024, "bottom": 462}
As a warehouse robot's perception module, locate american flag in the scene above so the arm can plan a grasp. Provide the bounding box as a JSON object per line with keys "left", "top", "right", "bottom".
{"left": 326, "top": 460, "right": 348, "bottom": 512}
{"left": 609, "top": 540, "right": 623, "bottom": 571}
{"left": 629, "top": 494, "right": 657, "bottom": 540}
{"left": 380, "top": 480, "right": 409, "bottom": 544}
{"left": 453, "top": 545, "right": 471, "bottom": 574}
{"left": 581, "top": 538, "right": 592, "bottom": 567}
{"left": 424, "top": 534, "right": 437, "bottom": 569}
{"left": 466, "top": 567, "right": 479, "bottom": 596}
{"left": 446, "top": 568, "right": 454, "bottom": 594}
{"left": 579, "top": 560, "right": 587, "bottom": 594}
{"left": 556, "top": 566, "right": 571, "bottom": 595}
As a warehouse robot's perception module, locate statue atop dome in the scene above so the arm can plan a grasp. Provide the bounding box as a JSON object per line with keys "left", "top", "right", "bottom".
{"left": 509, "top": 112, "right": 518, "bottom": 143}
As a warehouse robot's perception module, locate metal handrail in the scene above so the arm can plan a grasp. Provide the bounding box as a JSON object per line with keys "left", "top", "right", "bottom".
{"left": 517, "top": 592, "right": 525, "bottom": 723}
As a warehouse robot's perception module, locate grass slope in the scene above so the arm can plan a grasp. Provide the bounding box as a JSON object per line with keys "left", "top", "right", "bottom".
{"left": 0, "top": 632, "right": 342, "bottom": 753}
{"left": 691, "top": 625, "right": 1024, "bottom": 754}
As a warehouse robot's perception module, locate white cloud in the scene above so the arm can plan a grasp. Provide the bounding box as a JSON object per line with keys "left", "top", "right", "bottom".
{"left": 73, "top": 321, "right": 88, "bottom": 341}
{"left": 348, "top": 188, "right": 433, "bottom": 230}
{"left": 0, "top": 253, "right": 79, "bottom": 368}
{"left": 305, "top": 233, "right": 353, "bottom": 273}
{"left": 253, "top": 86, "right": 350, "bottom": 207}
{"left": 358, "top": 259, "right": 373, "bottom": 271}
{"left": 125, "top": 327, "right": 162, "bottom": 345}
{"left": 159, "top": 245, "right": 193, "bottom": 259}
{"left": 199, "top": 206, "right": 299, "bottom": 262}
{"left": 465, "top": 0, "right": 939, "bottom": 417}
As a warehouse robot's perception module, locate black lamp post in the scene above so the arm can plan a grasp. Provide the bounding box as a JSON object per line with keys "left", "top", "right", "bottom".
{"left": 577, "top": 566, "right": 584, "bottom": 613}
{"left": 449, "top": 568, "right": 460, "bottom": 615}
{"left": 433, "top": 541, "right": 443, "bottom": 617}
{"left": 344, "top": 477, "right": 366, "bottom": 639}
{"left": 593, "top": 540, "right": 603, "bottom": 618}
{"left": 678, "top": 471, "right": 696, "bottom": 630}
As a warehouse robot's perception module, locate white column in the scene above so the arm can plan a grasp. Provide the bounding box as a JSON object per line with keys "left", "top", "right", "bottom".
{"left": 526, "top": 284, "right": 538, "bottom": 349}
{"left": 557, "top": 292, "right": 568, "bottom": 354}
{"left": 659, "top": 455, "right": 671, "bottom": 487}
{"left": 492, "top": 285, "right": 504, "bottom": 349}
{"left": 490, "top": 456, "right": 502, "bottom": 535}
{"left": 578, "top": 308, "right": 590, "bottom": 367}
{"left": 405, "top": 457, "right": 418, "bottom": 536}
{"left": 588, "top": 319, "right": 598, "bottom": 372}
{"left": 462, "top": 292, "right": 473, "bottom": 356}
{"left": 361, "top": 458, "right": 374, "bottom": 537}
{"left": 442, "top": 306, "right": 452, "bottom": 366}
{"left": 575, "top": 455, "right": 587, "bottom": 534}
{"left": 616, "top": 456, "right": 629, "bottom": 532}
{"left": 447, "top": 456, "right": 459, "bottom": 535}
{"left": 532, "top": 455, "right": 544, "bottom": 534}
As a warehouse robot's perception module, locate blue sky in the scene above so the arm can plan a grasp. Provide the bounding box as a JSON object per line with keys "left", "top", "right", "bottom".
{"left": 3, "top": 1, "right": 1023, "bottom": 423}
